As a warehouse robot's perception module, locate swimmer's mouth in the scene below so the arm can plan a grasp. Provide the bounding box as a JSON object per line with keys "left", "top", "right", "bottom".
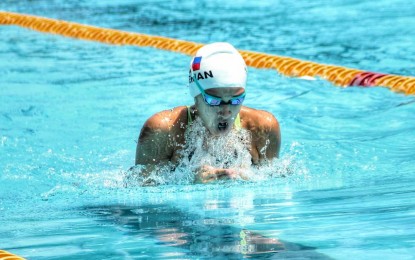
{"left": 218, "top": 122, "right": 229, "bottom": 131}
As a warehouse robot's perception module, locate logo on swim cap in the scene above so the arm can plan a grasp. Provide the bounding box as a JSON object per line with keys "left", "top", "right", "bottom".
{"left": 192, "top": 56, "right": 202, "bottom": 71}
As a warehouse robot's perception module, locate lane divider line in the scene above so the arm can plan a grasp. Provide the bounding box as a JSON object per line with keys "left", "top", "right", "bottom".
{"left": 0, "top": 250, "right": 26, "bottom": 260}
{"left": 1, "top": 11, "right": 414, "bottom": 95}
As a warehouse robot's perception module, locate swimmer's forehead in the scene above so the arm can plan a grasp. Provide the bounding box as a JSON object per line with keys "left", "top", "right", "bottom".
{"left": 205, "top": 87, "right": 245, "bottom": 97}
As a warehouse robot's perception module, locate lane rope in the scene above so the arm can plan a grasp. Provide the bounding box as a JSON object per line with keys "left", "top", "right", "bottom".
{"left": 1, "top": 11, "right": 414, "bottom": 95}
{"left": 0, "top": 250, "right": 25, "bottom": 260}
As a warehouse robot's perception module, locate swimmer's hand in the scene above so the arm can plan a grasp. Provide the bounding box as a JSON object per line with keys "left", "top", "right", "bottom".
{"left": 194, "top": 165, "right": 247, "bottom": 184}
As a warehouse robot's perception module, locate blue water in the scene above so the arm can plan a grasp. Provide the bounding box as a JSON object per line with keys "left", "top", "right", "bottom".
{"left": 1, "top": 0, "right": 415, "bottom": 259}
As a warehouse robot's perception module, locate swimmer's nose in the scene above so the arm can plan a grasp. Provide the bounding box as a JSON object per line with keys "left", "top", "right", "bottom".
{"left": 218, "top": 104, "right": 232, "bottom": 117}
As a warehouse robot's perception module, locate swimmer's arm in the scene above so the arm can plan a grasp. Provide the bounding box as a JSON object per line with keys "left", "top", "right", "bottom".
{"left": 130, "top": 119, "right": 175, "bottom": 185}
{"left": 135, "top": 113, "right": 175, "bottom": 168}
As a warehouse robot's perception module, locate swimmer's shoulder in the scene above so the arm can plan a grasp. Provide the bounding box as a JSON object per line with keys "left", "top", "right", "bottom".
{"left": 240, "top": 106, "right": 281, "bottom": 158}
{"left": 142, "top": 106, "right": 188, "bottom": 133}
{"left": 240, "top": 106, "right": 279, "bottom": 131}
{"left": 137, "top": 107, "right": 188, "bottom": 164}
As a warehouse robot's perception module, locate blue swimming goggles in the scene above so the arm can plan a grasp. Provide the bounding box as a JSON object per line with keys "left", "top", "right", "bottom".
{"left": 192, "top": 75, "right": 246, "bottom": 106}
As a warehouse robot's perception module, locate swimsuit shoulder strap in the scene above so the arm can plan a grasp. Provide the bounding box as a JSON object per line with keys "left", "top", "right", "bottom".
{"left": 234, "top": 113, "right": 242, "bottom": 130}
{"left": 187, "top": 105, "right": 193, "bottom": 125}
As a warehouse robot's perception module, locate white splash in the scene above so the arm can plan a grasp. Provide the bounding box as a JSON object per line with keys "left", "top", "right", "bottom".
{"left": 177, "top": 117, "right": 252, "bottom": 174}
{"left": 124, "top": 118, "right": 306, "bottom": 186}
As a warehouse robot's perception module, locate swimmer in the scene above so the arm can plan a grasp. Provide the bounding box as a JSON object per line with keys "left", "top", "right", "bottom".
{"left": 135, "top": 42, "right": 281, "bottom": 183}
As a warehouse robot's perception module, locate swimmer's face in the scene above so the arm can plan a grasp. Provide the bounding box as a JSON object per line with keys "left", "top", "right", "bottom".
{"left": 195, "top": 87, "right": 245, "bottom": 136}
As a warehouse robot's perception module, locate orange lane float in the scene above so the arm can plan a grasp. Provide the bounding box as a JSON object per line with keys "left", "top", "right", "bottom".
{"left": 1, "top": 11, "right": 414, "bottom": 95}
{"left": 0, "top": 250, "right": 25, "bottom": 260}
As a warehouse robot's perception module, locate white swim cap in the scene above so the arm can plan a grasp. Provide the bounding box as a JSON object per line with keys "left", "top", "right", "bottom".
{"left": 188, "top": 42, "right": 247, "bottom": 97}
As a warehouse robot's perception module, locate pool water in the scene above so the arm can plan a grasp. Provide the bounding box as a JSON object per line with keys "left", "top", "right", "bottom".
{"left": 1, "top": 0, "right": 415, "bottom": 259}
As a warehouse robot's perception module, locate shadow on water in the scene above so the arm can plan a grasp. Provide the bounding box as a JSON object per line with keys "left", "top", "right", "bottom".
{"left": 83, "top": 204, "right": 333, "bottom": 259}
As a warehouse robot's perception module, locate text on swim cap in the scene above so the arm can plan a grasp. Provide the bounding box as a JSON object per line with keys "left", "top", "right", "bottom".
{"left": 189, "top": 70, "right": 214, "bottom": 83}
